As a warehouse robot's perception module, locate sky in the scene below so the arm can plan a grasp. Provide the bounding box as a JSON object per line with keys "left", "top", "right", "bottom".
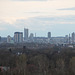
{"left": 0, "top": 0, "right": 75, "bottom": 37}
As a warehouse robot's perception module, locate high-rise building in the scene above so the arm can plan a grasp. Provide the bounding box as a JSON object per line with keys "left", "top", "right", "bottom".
{"left": 48, "top": 32, "right": 51, "bottom": 38}
{"left": 7, "top": 35, "right": 11, "bottom": 43}
{"left": 0, "top": 36, "right": 1, "bottom": 42}
{"left": 14, "top": 32, "right": 23, "bottom": 43}
{"left": 69, "top": 34, "right": 71, "bottom": 44}
{"left": 29, "top": 33, "right": 34, "bottom": 39}
{"left": 72, "top": 32, "right": 75, "bottom": 44}
{"left": 65, "top": 35, "right": 69, "bottom": 44}
{"left": 24, "top": 28, "right": 28, "bottom": 40}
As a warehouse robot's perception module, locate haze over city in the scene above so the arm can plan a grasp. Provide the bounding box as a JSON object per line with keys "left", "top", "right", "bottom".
{"left": 0, "top": 0, "right": 75, "bottom": 37}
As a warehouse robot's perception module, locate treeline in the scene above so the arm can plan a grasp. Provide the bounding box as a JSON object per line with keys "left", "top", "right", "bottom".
{"left": 0, "top": 46, "right": 75, "bottom": 75}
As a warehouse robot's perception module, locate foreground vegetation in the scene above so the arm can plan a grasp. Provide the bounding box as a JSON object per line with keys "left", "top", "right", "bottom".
{"left": 0, "top": 45, "right": 75, "bottom": 75}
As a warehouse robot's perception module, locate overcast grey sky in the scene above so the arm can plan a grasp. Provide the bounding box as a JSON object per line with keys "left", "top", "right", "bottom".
{"left": 0, "top": 0, "right": 75, "bottom": 37}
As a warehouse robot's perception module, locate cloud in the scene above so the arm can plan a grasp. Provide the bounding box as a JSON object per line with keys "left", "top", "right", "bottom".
{"left": 12, "top": 0, "right": 48, "bottom": 1}
{"left": 0, "top": 0, "right": 11, "bottom": 1}
{"left": 24, "top": 12, "right": 49, "bottom": 13}
{"left": 58, "top": 7, "right": 75, "bottom": 10}
{"left": 12, "top": 15, "right": 75, "bottom": 36}
{"left": 0, "top": 21, "right": 20, "bottom": 37}
{"left": 33, "top": 15, "right": 75, "bottom": 22}
{"left": 24, "top": 12, "right": 54, "bottom": 14}
{"left": 0, "top": 15, "right": 75, "bottom": 37}
{"left": 0, "top": 27, "right": 6, "bottom": 31}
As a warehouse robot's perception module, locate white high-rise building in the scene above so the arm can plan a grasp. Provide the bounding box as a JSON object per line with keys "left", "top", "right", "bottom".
{"left": 14, "top": 32, "right": 23, "bottom": 43}
{"left": 24, "top": 28, "right": 29, "bottom": 40}
{"left": 7, "top": 35, "right": 11, "bottom": 43}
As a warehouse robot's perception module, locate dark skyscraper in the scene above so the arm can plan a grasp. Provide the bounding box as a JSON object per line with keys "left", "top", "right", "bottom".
{"left": 72, "top": 32, "right": 75, "bottom": 44}
{"left": 48, "top": 32, "right": 51, "bottom": 38}
{"left": 0, "top": 36, "right": 1, "bottom": 42}
{"left": 24, "top": 28, "right": 29, "bottom": 40}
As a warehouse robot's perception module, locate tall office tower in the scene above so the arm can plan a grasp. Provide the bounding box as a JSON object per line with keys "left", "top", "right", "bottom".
{"left": 72, "top": 32, "right": 75, "bottom": 44}
{"left": 65, "top": 35, "right": 69, "bottom": 43}
{"left": 24, "top": 28, "right": 28, "bottom": 40}
{"left": 29, "top": 33, "right": 34, "bottom": 39}
{"left": 7, "top": 35, "right": 11, "bottom": 43}
{"left": 14, "top": 32, "right": 23, "bottom": 43}
{"left": 48, "top": 32, "right": 51, "bottom": 38}
{"left": 0, "top": 36, "right": 1, "bottom": 42}
{"left": 69, "top": 34, "right": 71, "bottom": 44}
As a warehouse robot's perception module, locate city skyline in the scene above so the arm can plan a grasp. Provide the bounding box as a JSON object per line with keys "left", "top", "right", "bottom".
{"left": 1, "top": 28, "right": 75, "bottom": 44}
{"left": 0, "top": 0, "right": 75, "bottom": 37}
{"left": 0, "top": 27, "right": 75, "bottom": 37}
{"left": 6, "top": 30, "right": 75, "bottom": 44}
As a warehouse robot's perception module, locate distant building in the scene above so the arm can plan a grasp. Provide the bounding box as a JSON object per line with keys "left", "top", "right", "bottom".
{"left": 29, "top": 33, "right": 34, "bottom": 39}
{"left": 14, "top": 32, "right": 23, "bottom": 43}
{"left": 0, "top": 36, "right": 1, "bottom": 42}
{"left": 24, "top": 28, "right": 29, "bottom": 40}
{"left": 1, "top": 37, "right": 7, "bottom": 43}
{"left": 65, "top": 35, "right": 69, "bottom": 44}
{"left": 51, "top": 37, "right": 65, "bottom": 44}
{"left": 7, "top": 35, "right": 11, "bottom": 43}
{"left": 72, "top": 32, "right": 75, "bottom": 44}
{"left": 33, "top": 37, "right": 49, "bottom": 43}
{"left": 68, "top": 45, "right": 73, "bottom": 48}
{"left": 69, "top": 34, "right": 71, "bottom": 44}
{"left": 48, "top": 32, "right": 51, "bottom": 38}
